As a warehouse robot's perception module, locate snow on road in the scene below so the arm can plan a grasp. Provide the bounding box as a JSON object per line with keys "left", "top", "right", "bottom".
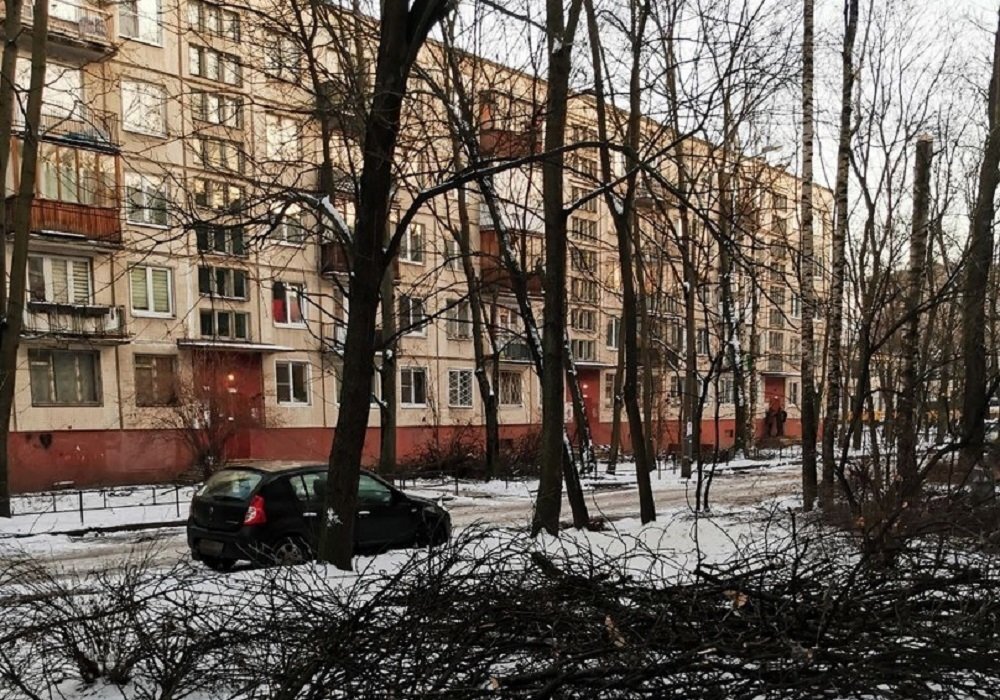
{"left": 0, "top": 462, "right": 801, "bottom": 577}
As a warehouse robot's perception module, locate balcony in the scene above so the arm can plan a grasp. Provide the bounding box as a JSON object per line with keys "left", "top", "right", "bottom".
{"left": 2, "top": 1, "right": 114, "bottom": 61}
{"left": 319, "top": 241, "right": 399, "bottom": 279}
{"left": 8, "top": 197, "right": 121, "bottom": 244}
{"left": 22, "top": 302, "right": 128, "bottom": 343}
{"left": 479, "top": 127, "right": 541, "bottom": 159}
{"left": 15, "top": 108, "right": 119, "bottom": 149}
{"left": 498, "top": 339, "right": 533, "bottom": 363}
{"left": 479, "top": 229, "right": 543, "bottom": 296}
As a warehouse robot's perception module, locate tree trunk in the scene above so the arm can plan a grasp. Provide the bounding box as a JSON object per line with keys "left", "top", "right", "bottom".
{"left": 959, "top": 12, "right": 1000, "bottom": 473}
{"left": 583, "top": 0, "right": 655, "bottom": 521}
{"left": 532, "top": 0, "right": 585, "bottom": 536}
{"left": 607, "top": 324, "right": 626, "bottom": 474}
{"left": 0, "top": 0, "right": 47, "bottom": 518}
{"left": 379, "top": 232, "right": 397, "bottom": 478}
{"left": 896, "top": 135, "right": 932, "bottom": 498}
{"left": 320, "top": 0, "right": 453, "bottom": 569}
{"left": 821, "top": 0, "right": 859, "bottom": 506}
{"left": 800, "top": 0, "right": 819, "bottom": 512}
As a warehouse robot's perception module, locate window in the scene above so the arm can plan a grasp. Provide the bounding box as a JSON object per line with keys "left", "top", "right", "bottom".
{"left": 442, "top": 238, "right": 458, "bottom": 269}
{"left": 571, "top": 278, "right": 599, "bottom": 304}
{"left": 570, "top": 339, "right": 596, "bottom": 362}
{"left": 121, "top": 80, "right": 166, "bottom": 136}
{"left": 130, "top": 265, "right": 172, "bottom": 316}
{"left": 669, "top": 375, "right": 682, "bottom": 399}
{"left": 569, "top": 217, "right": 598, "bottom": 240}
{"left": 697, "top": 328, "right": 710, "bottom": 355}
{"left": 199, "top": 309, "right": 250, "bottom": 339}
{"left": 193, "top": 137, "right": 244, "bottom": 172}
{"left": 29, "top": 350, "right": 100, "bottom": 406}
{"left": 718, "top": 376, "right": 734, "bottom": 405}
{"left": 265, "top": 113, "right": 300, "bottom": 160}
{"left": 27, "top": 255, "right": 91, "bottom": 304}
{"left": 188, "top": 0, "right": 240, "bottom": 40}
{"left": 448, "top": 369, "right": 473, "bottom": 408}
{"left": 16, "top": 61, "right": 81, "bottom": 119}
{"left": 334, "top": 362, "right": 380, "bottom": 406}
{"left": 271, "top": 206, "right": 307, "bottom": 245}
{"left": 37, "top": 143, "right": 116, "bottom": 206}
{"left": 125, "top": 173, "right": 168, "bottom": 226}
{"left": 773, "top": 193, "right": 788, "bottom": 211}
{"left": 194, "top": 178, "right": 244, "bottom": 211}
{"left": 572, "top": 185, "right": 597, "bottom": 212}
{"left": 192, "top": 90, "right": 243, "bottom": 128}
{"left": 196, "top": 224, "right": 245, "bottom": 255}
{"left": 276, "top": 360, "right": 309, "bottom": 405}
{"left": 272, "top": 281, "right": 305, "bottom": 326}
{"left": 570, "top": 308, "right": 597, "bottom": 332}
{"left": 399, "top": 223, "right": 425, "bottom": 264}
{"left": 120, "top": 0, "right": 161, "bottom": 45}
{"left": 606, "top": 316, "right": 621, "bottom": 349}
{"left": 134, "top": 355, "right": 176, "bottom": 406}
{"left": 398, "top": 295, "right": 426, "bottom": 335}
{"left": 790, "top": 381, "right": 800, "bottom": 406}
{"left": 570, "top": 248, "right": 597, "bottom": 272}
{"left": 358, "top": 474, "right": 392, "bottom": 506}
{"left": 774, "top": 216, "right": 788, "bottom": 236}
{"left": 401, "top": 367, "right": 427, "bottom": 406}
{"left": 198, "top": 266, "right": 248, "bottom": 299}
{"left": 603, "top": 372, "right": 616, "bottom": 407}
{"left": 499, "top": 370, "right": 522, "bottom": 406}
{"left": 791, "top": 295, "right": 801, "bottom": 318}
{"left": 189, "top": 45, "right": 241, "bottom": 85}
{"left": 446, "top": 299, "right": 471, "bottom": 339}
{"left": 768, "top": 331, "right": 784, "bottom": 353}
{"left": 264, "top": 31, "right": 302, "bottom": 81}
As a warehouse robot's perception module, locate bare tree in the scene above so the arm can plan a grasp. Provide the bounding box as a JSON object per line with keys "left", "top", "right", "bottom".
{"left": 0, "top": 0, "right": 48, "bottom": 518}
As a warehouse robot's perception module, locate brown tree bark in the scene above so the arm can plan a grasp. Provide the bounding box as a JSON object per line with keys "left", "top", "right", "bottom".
{"left": 0, "top": 0, "right": 47, "bottom": 518}
{"left": 532, "top": 0, "right": 586, "bottom": 536}
{"left": 821, "top": 0, "right": 859, "bottom": 506}
{"left": 959, "top": 12, "right": 1000, "bottom": 474}
{"left": 320, "top": 0, "right": 453, "bottom": 569}
{"left": 896, "top": 135, "right": 933, "bottom": 497}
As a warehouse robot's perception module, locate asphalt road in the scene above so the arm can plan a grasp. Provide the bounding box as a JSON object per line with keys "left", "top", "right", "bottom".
{"left": 19, "top": 465, "right": 800, "bottom": 576}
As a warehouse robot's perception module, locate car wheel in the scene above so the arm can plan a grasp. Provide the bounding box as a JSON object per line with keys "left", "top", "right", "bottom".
{"left": 269, "top": 535, "right": 311, "bottom": 566}
{"left": 417, "top": 518, "right": 450, "bottom": 548}
{"left": 201, "top": 556, "right": 236, "bottom": 572}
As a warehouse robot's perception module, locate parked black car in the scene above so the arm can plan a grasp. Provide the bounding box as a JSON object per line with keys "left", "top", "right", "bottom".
{"left": 187, "top": 462, "right": 451, "bottom": 570}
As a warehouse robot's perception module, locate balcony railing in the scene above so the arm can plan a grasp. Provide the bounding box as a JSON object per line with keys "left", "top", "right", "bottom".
{"left": 3, "top": 1, "right": 114, "bottom": 55}
{"left": 7, "top": 197, "right": 122, "bottom": 244}
{"left": 320, "top": 241, "right": 399, "bottom": 279}
{"left": 498, "top": 339, "right": 533, "bottom": 363}
{"left": 22, "top": 302, "right": 127, "bottom": 340}
{"left": 479, "top": 127, "right": 541, "bottom": 159}
{"left": 14, "top": 108, "right": 119, "bottom": 148}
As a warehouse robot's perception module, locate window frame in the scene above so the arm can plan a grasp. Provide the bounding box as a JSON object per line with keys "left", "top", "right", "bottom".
{"left": 125, "top": 172, "right": 169, "bottom": 227}
{"left": 399, "top": 222, "right": 425, "bottom": 265}
{"left": 199, "top": 308, "right": 250, "bottom": 340}
{"left": 119, "top": 0, "right": 163, "bottom": 46}
{"left": 28, "top": 349, "right": 102, "bottom": 407}
{"left": 499, "top": 369, "right": 522, "bottom": 407}
{"left": 27, "top": 254, "right": 92, "bottom": 305}
{"left": 121, "top": 79, "right": 167, "bottom": 137}
{"left": 400, "top": 367, "right": 428, "bottom": 407}
{"left": 398, "top": 294, "right": 427, "bottom": 337}
{"left": 448, "top": 368, "right": 474, "bottom": 408}
{"left": 275, "top": 359, "right": 310, "bottom": 406}
{"left": 134, "top": 354, "right": 177, "bottom": 407}
{"left": 129, "top": 264, "right": 174, "bottom": 317}
{"left": 272, "top": 281, "right": 307, "bottom": 327}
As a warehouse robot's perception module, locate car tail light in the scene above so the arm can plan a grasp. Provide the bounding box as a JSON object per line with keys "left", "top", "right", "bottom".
{"left": 243, "top": 494, "right": 267, "bottom": 525}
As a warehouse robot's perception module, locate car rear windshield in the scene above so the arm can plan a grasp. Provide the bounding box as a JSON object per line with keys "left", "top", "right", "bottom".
{"left": 198, "top": 469, "right": 262, "bottom": 501}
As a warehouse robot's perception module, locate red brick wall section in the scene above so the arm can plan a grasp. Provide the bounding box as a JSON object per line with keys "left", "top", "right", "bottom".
{"left": 8, "top": 418, "right": 805, "bottom": 492}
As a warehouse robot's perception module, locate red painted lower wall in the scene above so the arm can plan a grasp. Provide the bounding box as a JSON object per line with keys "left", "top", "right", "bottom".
{"left": 8, "top": 417, "right": 805, "bottom": 493}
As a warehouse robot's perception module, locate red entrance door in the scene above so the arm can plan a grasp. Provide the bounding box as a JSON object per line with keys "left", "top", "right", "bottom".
{"left": 192, "top": 351, "right": 265, "bottom": 460}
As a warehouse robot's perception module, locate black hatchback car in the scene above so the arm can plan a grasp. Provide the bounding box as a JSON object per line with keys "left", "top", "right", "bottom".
{"left": 186, "top": 462, "right": 451, "bottom": 570}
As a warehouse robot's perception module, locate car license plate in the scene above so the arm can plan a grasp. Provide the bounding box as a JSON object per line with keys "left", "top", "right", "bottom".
{"left": 199, "top": 539, "right": 224, "bottom": 556}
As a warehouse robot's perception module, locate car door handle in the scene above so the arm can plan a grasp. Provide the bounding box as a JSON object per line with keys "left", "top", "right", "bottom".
{"left": 358, "top": 510, "right": 371, "bottom": 516}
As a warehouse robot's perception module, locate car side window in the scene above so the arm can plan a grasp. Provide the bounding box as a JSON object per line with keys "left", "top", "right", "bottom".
{"left": 301, "top": 472, "right": 327, "bottom": 504}
{"left": 358, "top": 474, "right": 392, "bottom": 506}
{"left": 289, "top": 475, "right": 310, "bottom": 501}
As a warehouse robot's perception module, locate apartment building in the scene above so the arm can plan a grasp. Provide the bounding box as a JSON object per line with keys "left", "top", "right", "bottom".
{"left": 0, "top": 0, "right": 832, "bottom": 492}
